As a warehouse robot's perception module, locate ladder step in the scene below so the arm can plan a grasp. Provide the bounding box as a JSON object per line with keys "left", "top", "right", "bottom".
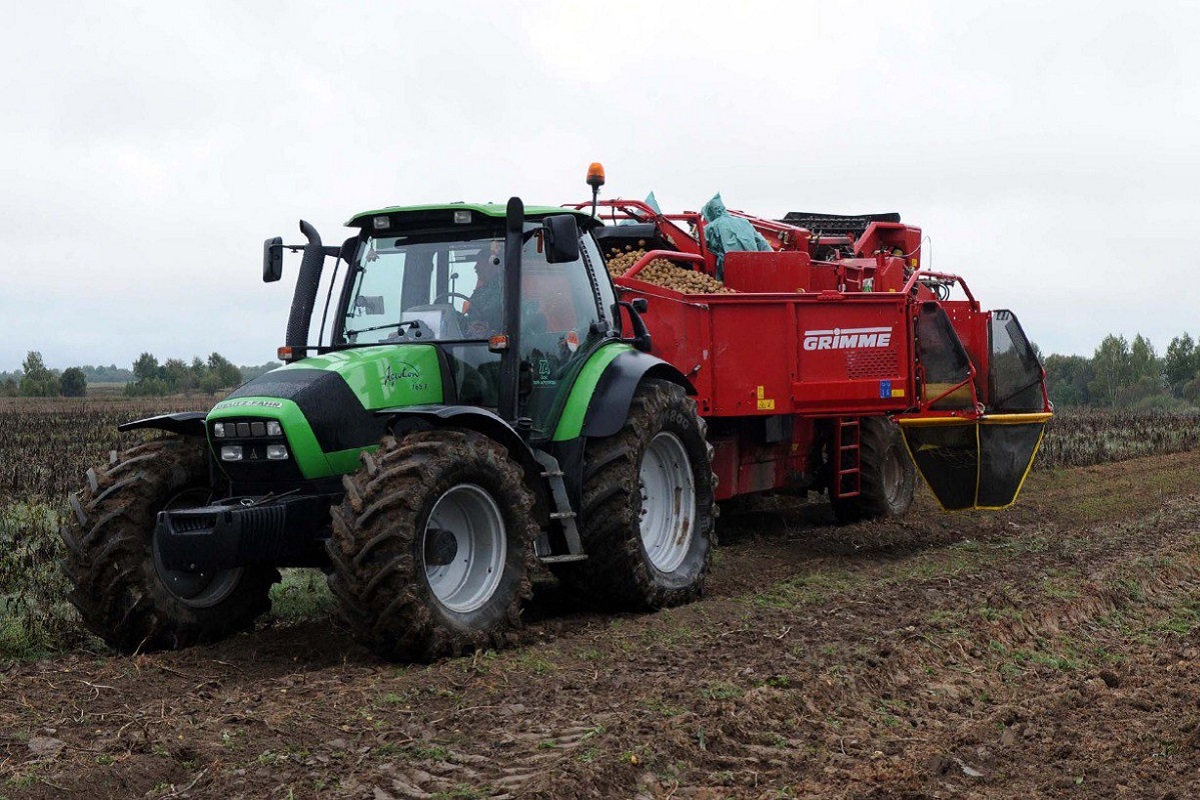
{"left": 549, "top": 511, "right": 576, "bottom": 520}
{"left": 539, "top": 554, "right": 588, "bottom": 563}
{"left": 833, "top": 417, "right": 862, "bottom": 499}
{"left": 540, "top": 470, "right": 564, "bottom": 478}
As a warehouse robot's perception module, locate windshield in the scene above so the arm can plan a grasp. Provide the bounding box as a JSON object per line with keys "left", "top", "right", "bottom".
{"left": 338, "top": 225, "right": 608, "bottom": 439}
{"left": 341, "top": 233, "right": 502, "bottom": 345}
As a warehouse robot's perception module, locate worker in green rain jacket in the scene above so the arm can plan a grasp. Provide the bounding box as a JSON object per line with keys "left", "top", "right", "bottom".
{"left": 701, "top": 193, "right": 773, "bottom": 281}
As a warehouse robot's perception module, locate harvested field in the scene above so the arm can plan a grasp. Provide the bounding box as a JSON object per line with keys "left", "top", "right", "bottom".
{"left": 2, "top": 402, "right": 1200, "bottom": 798}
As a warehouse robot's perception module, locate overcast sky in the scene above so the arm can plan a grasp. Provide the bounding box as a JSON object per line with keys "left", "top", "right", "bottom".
{"left": 2, "top": 0, "right": 1196, "bottom": 372}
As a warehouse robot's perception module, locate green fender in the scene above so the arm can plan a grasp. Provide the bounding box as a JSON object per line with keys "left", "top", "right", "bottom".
{"left": 552, "top": 345, "right": 695, "bottom": 442}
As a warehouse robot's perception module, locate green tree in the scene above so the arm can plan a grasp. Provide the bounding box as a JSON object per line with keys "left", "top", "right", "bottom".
{"left": 19, "top": 351, "right": 60, "bottom": 396}
{"left": 1129, "top": 334, "right": 1160, "bottom": 383}
{"left": 0, "top": 377, "right": 17, "bottom": 397}
{"left": 201, "top": 352, "right": 242, "bottom": 393}
{"left": 22, "top": 351, "right": 47, "bottom": 378}
{"left": 1184, "top": 375, "right": 1200, "bottom": 406}
{"left": 189, "top": 356, "right": 209, "bottom": 388}
{"left": 1088, "top": 335, "right": 1132, "bottom": 407}
{"left": 162, "top": 358, "right": 195, "bottom": 393}
{"left": 1163, "top": 333, "right": 1198, "bottom": 395}
{"left": 1043, "top": 353, "right": 1093, "bottom": 407}
{"left": 126, "top": 352, "right": 170, "bottom": 396}
{"left": 132, "top": 352, "right": 162, "bottom": 384}
{"left": 60, "top": 367, "right": 88, "bottom": 397}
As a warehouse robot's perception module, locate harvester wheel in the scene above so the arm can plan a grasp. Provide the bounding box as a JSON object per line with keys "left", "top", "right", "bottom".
{"left": 327, "top": 429, "right": 536, "bottom": 661}
{"left": 830, "top": 416, "right": 915, "bottom": 523}
{"left": 557, "top": 379, "right": 716, "bottom": 609}
{"left": 59, "top": 437, "right": 278, "bottom": 653}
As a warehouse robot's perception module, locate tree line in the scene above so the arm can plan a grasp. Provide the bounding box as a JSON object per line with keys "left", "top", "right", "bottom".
{"left": 5, "top": 331, "right": 1199, "bottom": 409}
{"left": 1042, "top": 332, "right": 1200, "bottom": 410}
{"left": 0, "top": 352, "right": 279, "bottom": 398}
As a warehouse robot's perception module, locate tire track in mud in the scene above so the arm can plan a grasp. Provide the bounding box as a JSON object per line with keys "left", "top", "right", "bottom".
{"left": 345, "top": 483, "right": 1200, "bottom": 799}
{"left": 5, "top": 453, "right": 1200, "bottom": 798}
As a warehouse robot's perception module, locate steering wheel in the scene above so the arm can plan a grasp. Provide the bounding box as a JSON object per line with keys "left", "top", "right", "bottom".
{"left": 432, "top": 291, "right": 472, "bottom": 305}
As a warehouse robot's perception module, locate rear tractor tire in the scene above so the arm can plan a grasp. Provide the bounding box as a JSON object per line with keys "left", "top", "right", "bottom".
{"left": 60, "top": 437, "right": 278, "bottom": 653}
{"left": 327, "top": 429, "right": 537, "bottom": 662}
{"left": 556, "top": 379, "right": 717, "bottom": 609}
{"left": 830, "top": 416, "right": 916, "bottom": 523}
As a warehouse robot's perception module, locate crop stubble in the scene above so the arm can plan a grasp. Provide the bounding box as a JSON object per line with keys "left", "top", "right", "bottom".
{"left": 2, "top": 399, "right": 1200, "bottom": 798}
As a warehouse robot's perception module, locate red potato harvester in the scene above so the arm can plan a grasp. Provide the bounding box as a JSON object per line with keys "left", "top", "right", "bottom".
{"left": 572, "top": 182, "right": 1051, "bottom": 518}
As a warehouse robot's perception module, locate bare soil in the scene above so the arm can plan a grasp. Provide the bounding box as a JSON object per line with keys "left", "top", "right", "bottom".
{"left": 4, "top": 452, "right": 1200, "bottom": 799}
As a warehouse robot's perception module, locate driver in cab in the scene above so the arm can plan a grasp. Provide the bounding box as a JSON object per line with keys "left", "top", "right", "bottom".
{"left": 465, "top": 239, "right": 504, "bottom": 336}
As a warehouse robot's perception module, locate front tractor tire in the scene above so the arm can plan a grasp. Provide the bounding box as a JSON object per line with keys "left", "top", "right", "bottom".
{"left": 558, "top": 379, "right": 717, "bottom": 609}
{"left": 327, "top": 429, "right": 537, "bottom": 662}
{"left": 830, "top": 416, "right": 916, "bottom": 524}
{"left": 60, "top": 438, "right": 278, "bottom": 653}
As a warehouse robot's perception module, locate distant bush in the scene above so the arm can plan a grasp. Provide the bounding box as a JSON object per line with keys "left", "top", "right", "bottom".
{"left": 59, "top": 367, "right": 87, "bottom": 398}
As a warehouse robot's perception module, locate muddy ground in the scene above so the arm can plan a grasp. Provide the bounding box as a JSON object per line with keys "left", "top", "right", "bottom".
{"left": 3, "top": 452, "right": 1200, "bottom": 799}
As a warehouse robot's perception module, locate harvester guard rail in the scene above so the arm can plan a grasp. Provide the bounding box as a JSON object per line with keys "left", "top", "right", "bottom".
{"left": 902, "top": 269, "right": 979, "bottom": 307}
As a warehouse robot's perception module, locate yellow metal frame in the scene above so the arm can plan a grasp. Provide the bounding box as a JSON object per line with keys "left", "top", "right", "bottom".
{"left": 897, "top": 412, "right": 1052, "bottom": 511}
{"left": 898, "top": 412, "right": 1053, "bottom": 428}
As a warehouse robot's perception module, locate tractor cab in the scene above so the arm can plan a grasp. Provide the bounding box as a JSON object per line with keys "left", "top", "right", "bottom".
{"left": 327, "top": 208, "right": 619, "bottom": 439}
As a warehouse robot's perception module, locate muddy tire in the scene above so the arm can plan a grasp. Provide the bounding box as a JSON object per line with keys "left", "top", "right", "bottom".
{"left": 327, "top": 429, "right": 537, "bottom": 662}
{"left": 556, "top": 379, "right": 716, "bottom": 609}
{"left": 830, "top": 416, "right": 915, "bottom": 523}
{"left": 59, "top": 438, "right": 278, "bottom": 653}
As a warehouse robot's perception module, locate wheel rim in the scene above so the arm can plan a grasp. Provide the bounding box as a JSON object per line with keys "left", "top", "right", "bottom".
{"left": 151, "top": 487, "right": 244, "bottom": 609}
{"left": 638, "top": 431, "right": 696, "bottom": 573}
{"left": 422, "top": 484, "right": 507, "bottom": 614}
{"left": 882, "top": 444, "right": 905, "bottom": 507}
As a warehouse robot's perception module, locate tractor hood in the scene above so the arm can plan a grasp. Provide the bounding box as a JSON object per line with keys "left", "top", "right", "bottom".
{"left": 261, "top": 346, "right": 443, "bottom": 410}
{"left": 208, "top": 345, "right": 443, "bottom": 479}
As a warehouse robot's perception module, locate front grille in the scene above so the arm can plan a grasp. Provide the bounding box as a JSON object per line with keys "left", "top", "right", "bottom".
{"left": 169, "top": 513, "right": 218, "bottom": 533}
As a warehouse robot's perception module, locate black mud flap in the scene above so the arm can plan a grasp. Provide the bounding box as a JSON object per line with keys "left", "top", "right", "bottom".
{"left": 899, "top": 413, "right": 1051, "bottom": 511}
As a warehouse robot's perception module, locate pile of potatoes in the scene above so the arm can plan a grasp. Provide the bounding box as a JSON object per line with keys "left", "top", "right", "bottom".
{"left": 604, "top": 244, "right": 735, "bottom": 294}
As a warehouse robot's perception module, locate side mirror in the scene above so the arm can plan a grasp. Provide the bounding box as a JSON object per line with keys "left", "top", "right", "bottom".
{"left": 543, "top": 214, "right": 581, "bottom": 264}
{"left": 263, "top": 236, "right": 283, "bottom": 282}
{"left": 339, "top": 236, "right": 359, "bottom": 266}
{"left": 618, "top": 299, "right": 652, "bottom": 353}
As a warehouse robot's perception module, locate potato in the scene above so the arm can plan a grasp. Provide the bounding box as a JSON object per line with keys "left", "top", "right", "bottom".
{"left": 603, "top": 247, "right": 736, "bottom": 293}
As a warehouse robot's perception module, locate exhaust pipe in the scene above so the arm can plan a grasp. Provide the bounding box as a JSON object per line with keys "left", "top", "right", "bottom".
{"left": 285, "top": 220, "right": 325, "bottom": 350}
{"left": 498, "top": 197, "right": 524, "bottom": 424}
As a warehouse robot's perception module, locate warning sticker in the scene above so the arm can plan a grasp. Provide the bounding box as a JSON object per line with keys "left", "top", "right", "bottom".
{"left": 756, "top": 385, "right": 775, "bottom": 411}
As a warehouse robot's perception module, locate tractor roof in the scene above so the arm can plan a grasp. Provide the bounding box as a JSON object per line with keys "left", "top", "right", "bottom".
{"left": 346, "top": 203, "right": 596, "bottom": 230}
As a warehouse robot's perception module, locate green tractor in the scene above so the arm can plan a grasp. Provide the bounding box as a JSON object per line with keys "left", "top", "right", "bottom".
{"left": 62, "top": 199, "right": 716, "bottom": 661}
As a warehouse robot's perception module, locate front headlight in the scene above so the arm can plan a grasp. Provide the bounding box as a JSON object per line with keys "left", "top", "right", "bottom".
{"left": 220, "top": 445, "right": 244, "bottom": 461}
{"left": 266, "top": 444, "right": 289, "bottom": 461}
